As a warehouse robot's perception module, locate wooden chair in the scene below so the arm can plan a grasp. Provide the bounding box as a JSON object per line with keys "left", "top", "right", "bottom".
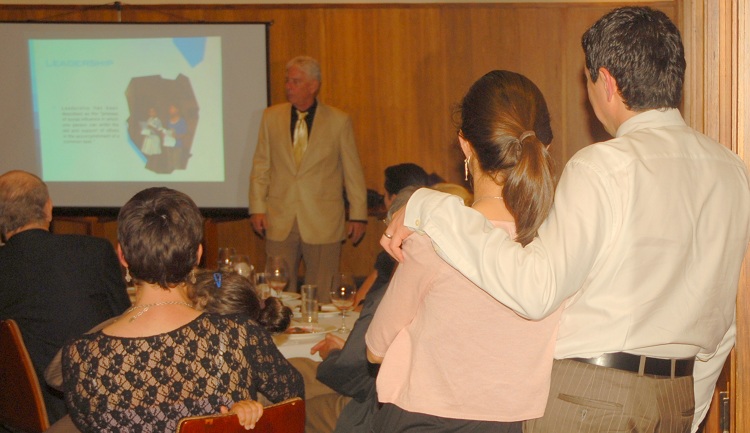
{"left": 0, "top": 319, "right": 50, "bottom": 433}
{"left": 176, "top": 397, "right": 304, "bottom": 433}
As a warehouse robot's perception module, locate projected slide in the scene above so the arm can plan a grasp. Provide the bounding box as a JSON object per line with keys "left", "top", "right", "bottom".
{"left": 1, "top": 22, "right": 268, "bottom": 210}
{"left": 29, "top": 37, "right": 225, "bottom": 181}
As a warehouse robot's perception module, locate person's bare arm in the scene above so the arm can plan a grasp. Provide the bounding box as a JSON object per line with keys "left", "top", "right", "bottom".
{"left": 366, "top": 347, "right": 383, "bottom": 364}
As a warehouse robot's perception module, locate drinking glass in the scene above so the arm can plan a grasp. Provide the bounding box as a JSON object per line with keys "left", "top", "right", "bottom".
{"left": 300, "top": 284, "right": 319, "bottom": 324}
{"left": 330, "top": 273, "right": 357, "bottom": 333}
{"left": 230, "top": 254, "right": 254, "bottom": 280}
{"left": 217, "top": 247, "right": 235, "bottom": 272}
{"left": 265, "top": 256, "right": 289, "bottom": 296}
{"left": 255, "top": 272, "right": 271, "bottom": 300}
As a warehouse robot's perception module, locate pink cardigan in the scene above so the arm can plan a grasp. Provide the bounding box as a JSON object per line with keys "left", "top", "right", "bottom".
{"left": 365, "top": 221, "right": 562, "bottom": 422}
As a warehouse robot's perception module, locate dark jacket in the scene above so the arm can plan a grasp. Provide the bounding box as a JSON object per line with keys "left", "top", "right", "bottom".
{"left": 316, "top": 252, "right": 395, "bottom": 433}
{"left": 0, "top": 229, "right": 130, "bottom": 423}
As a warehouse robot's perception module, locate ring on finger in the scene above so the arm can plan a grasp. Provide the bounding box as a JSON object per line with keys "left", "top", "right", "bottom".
{"left": 383, "top": 232, "right": 393, "bottom": 239}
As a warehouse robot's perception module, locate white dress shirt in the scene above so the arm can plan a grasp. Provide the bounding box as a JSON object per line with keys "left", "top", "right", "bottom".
{"left": 404, "top": 109, "right": 750, "bottom": 431}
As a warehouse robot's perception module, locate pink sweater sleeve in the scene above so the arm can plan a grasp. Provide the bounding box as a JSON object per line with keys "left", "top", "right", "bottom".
{"left": 365, "top": 235, "right": 435, "bottom": 358}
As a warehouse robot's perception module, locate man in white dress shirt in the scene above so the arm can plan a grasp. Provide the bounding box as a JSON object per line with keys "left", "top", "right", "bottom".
{"left": 381, "top": 6, "right": 750, "bottom": 433}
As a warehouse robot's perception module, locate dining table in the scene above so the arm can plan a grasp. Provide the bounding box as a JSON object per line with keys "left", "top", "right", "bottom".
{"left": 273, "top": 308, "right": 360, "bottom": 362}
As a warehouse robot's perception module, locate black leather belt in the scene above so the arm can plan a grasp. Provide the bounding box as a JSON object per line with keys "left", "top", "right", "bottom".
{"left": 570, "top": 352, "right": 694, "bottom": 378}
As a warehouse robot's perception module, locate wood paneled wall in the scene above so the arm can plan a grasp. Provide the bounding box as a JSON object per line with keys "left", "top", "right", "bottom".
{"left": 0, "top": 2, "right": 675, "bottom": 275}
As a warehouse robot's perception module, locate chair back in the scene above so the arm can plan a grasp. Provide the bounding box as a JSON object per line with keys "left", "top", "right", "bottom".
{"left": 0, "top": 319, "right": 50, "bottom": 433}
{"left": 177, "top": 397, "right": 304, "bottom": 433}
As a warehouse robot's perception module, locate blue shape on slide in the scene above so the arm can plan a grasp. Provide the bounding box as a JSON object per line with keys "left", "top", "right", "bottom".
{"left": 173, "top": 38, "right": 207, "bottom": 67}
{"left": 127, "top": 132, "right": 148, "bottom": 163}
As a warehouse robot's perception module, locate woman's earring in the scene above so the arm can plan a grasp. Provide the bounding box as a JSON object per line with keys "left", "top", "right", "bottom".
{"left": 125, "top": 268, "right": 132, "bottom": 283}
{"left": 190, "top": 268, "right": 197, "bottom": 285}
{"left": 464, "top": 156, "right": 470, "bottom": 181}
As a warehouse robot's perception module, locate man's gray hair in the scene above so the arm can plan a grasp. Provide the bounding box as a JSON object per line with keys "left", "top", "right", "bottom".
{"left": 0, "top": 170, "right": 49, "bottom": 236}
{"left": 286, "top": 55, "right": 322, "bottom": 83}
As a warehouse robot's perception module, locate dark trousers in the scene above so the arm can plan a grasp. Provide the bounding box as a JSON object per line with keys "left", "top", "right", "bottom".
{"left": 524, "top": 359, "right": 694, "bottom": 433}
{"left": 373, "top": 403, "right": 523, "bottom": 433}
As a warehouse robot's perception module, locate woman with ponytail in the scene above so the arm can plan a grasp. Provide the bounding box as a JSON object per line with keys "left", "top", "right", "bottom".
{"left": 365, "top": 70, "right": 562, "bottom": 433}
{"left": 191, "top": 269, "right": 293, "bottom": 334}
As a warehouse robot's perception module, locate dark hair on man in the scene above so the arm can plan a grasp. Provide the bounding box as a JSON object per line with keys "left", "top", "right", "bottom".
{"left": 582, "top": 6, "right": 685, "bottom": 110}
{"left": 190, "top": 270, "right": 292, "bottom": 333}
{"left": 384, "top": 163, "right": 429, "bottom": 196}
{"left": 0, "top": 170, "right": 49, "bottom": 236}
{"left": 458, "top": 70, "right": 555, "bottom": 246}
{"left": 117, "top": 187, "right": 204, "bottom": 288}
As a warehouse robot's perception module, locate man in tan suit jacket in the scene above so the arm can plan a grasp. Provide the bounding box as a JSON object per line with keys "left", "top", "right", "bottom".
{"left": 249, "top": 56, "right": 368, "bottom": 302}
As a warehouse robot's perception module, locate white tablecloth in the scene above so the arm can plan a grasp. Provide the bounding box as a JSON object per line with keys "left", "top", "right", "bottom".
{"left": 274, "top": 311, "right": 360, "bottom": 361}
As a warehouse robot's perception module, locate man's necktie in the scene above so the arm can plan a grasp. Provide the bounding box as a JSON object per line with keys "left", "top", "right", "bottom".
{"left": 293, "top": 110, "right": 308, "bottom": 166}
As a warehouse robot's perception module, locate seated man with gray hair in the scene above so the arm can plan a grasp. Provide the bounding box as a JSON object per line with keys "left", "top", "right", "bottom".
{"left": 0, "top": 170, "right": 130, "bottom": 425}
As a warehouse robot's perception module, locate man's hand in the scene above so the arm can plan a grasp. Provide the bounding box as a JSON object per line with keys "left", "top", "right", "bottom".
{"left": 221, "top": 400, "right": 264, "bottom": 430}
{"left": 347, "top": 221, "right": 367, "bottom": 245}
{"left": 310, "top": 333, "right": 346, "bottom": 360}
{"left": 380, "top": 206, "right": 413, "bottom": 262}
{"left": 250, "top": 214, "right": 267, "bottom": 238}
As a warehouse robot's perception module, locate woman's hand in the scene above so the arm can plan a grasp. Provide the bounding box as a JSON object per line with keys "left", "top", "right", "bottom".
{"left": 221, "top": 400, "right": 264, "bottom": 430}
{"left": 380, "top": 206, "right": 412, "bottom": 262}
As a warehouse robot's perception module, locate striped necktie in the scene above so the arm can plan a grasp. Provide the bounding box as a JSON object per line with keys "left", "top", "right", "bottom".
{"left": 293, "top": 110, "right": 308, "bottom": 166}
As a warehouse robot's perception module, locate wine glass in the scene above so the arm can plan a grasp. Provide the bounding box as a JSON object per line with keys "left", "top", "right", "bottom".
{"left": 330, "top": 273, "right": 357, "bottom": 333}
{"left": 265, "top": 255, "right": 289, "bottom": 296}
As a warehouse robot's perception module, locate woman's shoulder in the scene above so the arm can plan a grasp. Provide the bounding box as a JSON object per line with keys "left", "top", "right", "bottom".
{"left": 64, "top": 330, "right": 101, "bottom": 349}
{"left": 68, "top": 314, "right": 250, "bottom": 345}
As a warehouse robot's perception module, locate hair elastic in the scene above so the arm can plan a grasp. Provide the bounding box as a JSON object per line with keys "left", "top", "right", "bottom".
{"left": 213, "top": 272, "right": 222, "bottom": 288}
{"left": 519, "top": 130, "right": 536, "bottom": 142}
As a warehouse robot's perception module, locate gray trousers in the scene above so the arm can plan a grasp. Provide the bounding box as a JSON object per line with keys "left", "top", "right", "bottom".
{"left": 524, "top": 359, "right": 694, "bottom": 433}
{"left": 266, "top": 220, "right": 341, "bottom": 303}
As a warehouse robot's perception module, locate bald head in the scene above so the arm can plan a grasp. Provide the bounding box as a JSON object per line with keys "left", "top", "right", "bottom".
{"left": 0, "top": 170, "right": 52, "bottom": 238}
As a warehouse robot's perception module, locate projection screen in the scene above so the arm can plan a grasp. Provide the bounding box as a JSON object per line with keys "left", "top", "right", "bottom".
{"left": 0, "top": 22, "right": 270, "bottom": 215}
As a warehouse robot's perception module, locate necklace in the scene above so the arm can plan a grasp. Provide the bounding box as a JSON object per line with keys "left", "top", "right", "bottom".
{"left": 125, "top": 301, "right": 195, "bottom": 322}
{"left": 472, "top": 195, "right": 504, "bottom": 206}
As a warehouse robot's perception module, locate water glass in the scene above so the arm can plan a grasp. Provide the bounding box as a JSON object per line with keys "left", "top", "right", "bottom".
{"left": 300, "top": 284, "right": 318, "bottom": 323}
{"left": 217, "top": 247, "right": 235, "bottom": 272}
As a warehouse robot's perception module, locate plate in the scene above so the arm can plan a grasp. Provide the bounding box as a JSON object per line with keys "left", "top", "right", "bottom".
{"left": 282, "top": 323, "right": 336, "bottom": 340}
{"left": 292, "top": 303, "right": 341, "bottom": 319}
{"left": 279, "top": 292, "right": 301, "bottom": 300}
{"left": 283, "top": 298, "right": 302, "bottom": 309}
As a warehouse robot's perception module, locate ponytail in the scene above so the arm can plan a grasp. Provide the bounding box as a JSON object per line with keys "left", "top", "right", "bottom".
{"left": 503, "top": 132, "right": 555, "bottom": 246}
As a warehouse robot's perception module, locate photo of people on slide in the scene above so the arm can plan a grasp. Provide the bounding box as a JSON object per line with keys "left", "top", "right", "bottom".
{"left": 30, "top": 36, "right": 225, "bottom": 181}
{"left": 126, "top": 74, "right": 199, "bottom": 174}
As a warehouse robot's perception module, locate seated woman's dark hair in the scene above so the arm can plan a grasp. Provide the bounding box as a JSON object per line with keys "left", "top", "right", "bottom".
{"left": 384, "top": 163, "right": 429, "bottom": 196}
{"left": 117, "top": 187, "right": 203, "bottom": 288}
{"left": 190, "top": 269, "right": 292, "bottom": 333}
